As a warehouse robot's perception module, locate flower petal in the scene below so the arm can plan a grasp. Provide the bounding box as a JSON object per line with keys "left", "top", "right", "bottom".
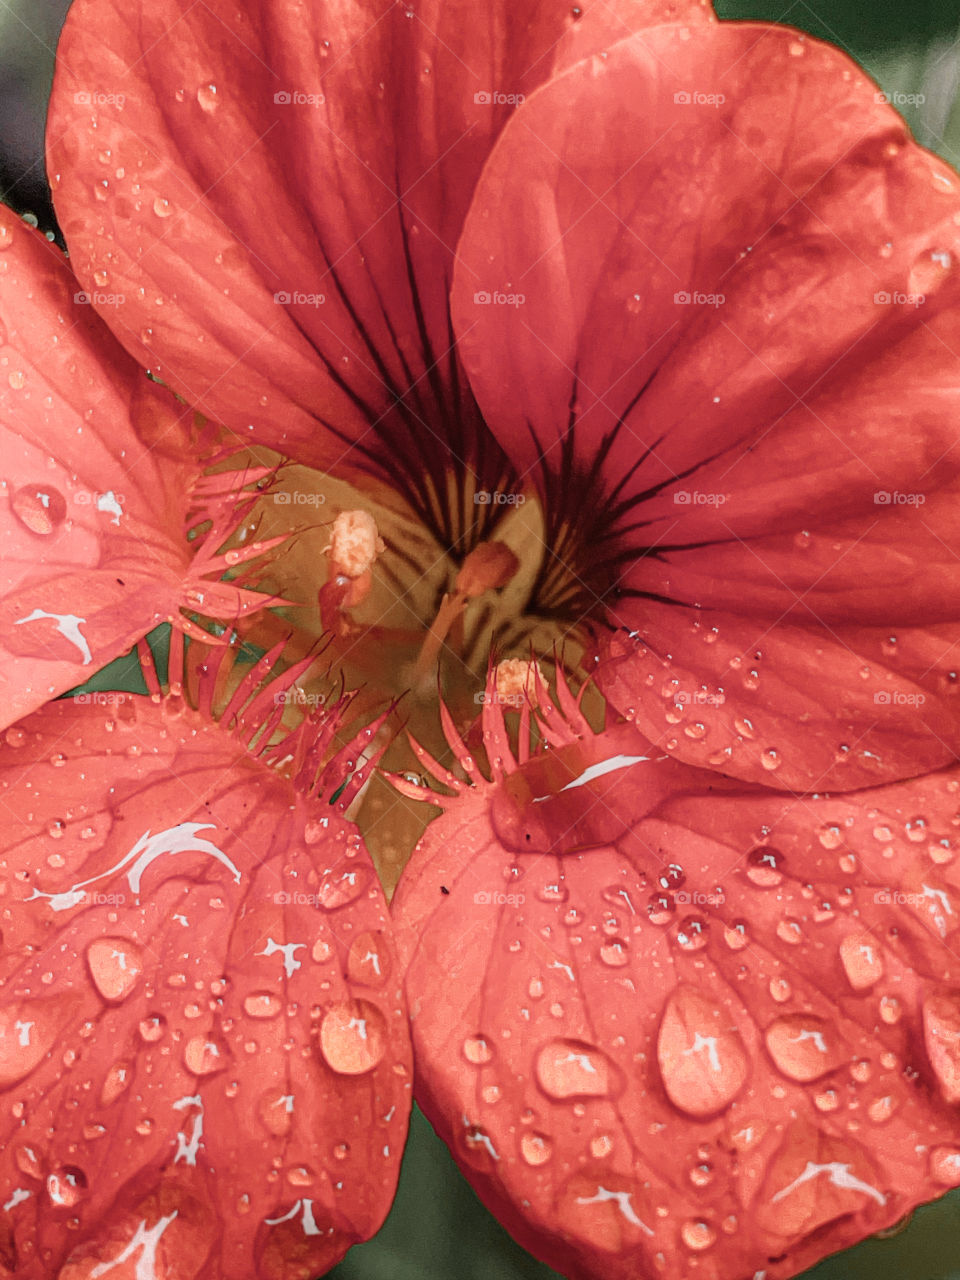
{"left": 0, "top": 213, "right": 282, "bottom": 731}
{"left": 47, "top": 0, "right": 712, "bottom": 476}
{"left": 593, "top": 615, "right": 960, "bottom": 793}
{"left": 0, "top": 682, "right": 410, "bottom": 1277}
{"left": 391, "top": 686, "right": 960, "bottom": 1280}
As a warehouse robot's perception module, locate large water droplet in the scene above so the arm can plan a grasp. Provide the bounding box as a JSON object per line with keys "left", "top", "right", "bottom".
{"left": 243, "top": 991, "right": 282, "bottom": 1019}
{"left": 463, "top": 1035, "right": 494, "bottom": 1065}
{"left": 47, "top": 1165, "right": 87, "bottom": 1207}
{"left": 347, "top": 931, "right": 389, "bottom": 987}
{"left": 535, "top": 1039, "right": 622, "bottom": 1100}
{"left": 657, "top": 985, "right": 749, "bottom": 1117}
{"left": 839, "top": 931, "right": 884, "bottom": 990}
{"left": 681, "top": 1219, "right": 716, "bottom": 1251}
{"left": 745, "top": 846, "right": 785, "bottom": 887}
{"left": 318, "top": 1000, "right": 387, "bottom": 1074}
{"left": 86, "top": 937, "right": 144, "bottom": 1002}
{"left": 520, "top": 1131, "right": 553, "bottom": 1165}
{"left": 765, "top": 1014, "right": 839, "bottom": 1081}
{"left": 184, "top": 1034, "right": 229, "bottom": 1075}
{"left": 11, "top": 485, "right": 67, "bottom": 536}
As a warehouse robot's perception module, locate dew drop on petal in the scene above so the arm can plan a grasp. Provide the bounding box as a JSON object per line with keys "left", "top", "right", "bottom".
{"left": 318, "top": 1000, "right": 387, "bottom": 1074}
{"left": 765, "top": 1014, "right": 839, "bottom": 1081}
{"left": 86, "top": 937, "right": 144, "bottom": 1002}
{"left": 929, "top": 1146, "right": 960, "bottom": 1185}
{"left": 681, "top": 1219, "right": 717, "bottom": 1251}
{"left": 839, "top": 931, "right": 884, "bottom": 990}
{"left": 745, "top": 846, "right": 785, "bottom": 887}
{"left": 463, "top": 1035, "right": 493, "bottom": 1065}
{"left": 197, "top": 83, "right": 219, "bottom": 112}
{"left": 100, "top": 1059, "right": 133, "bottom": 1105}
{"left": 184, "top": 1033, "right": 229, "bottom": 1075}
{"left": 535, "top": 1039, "right": 621, "bottom": 1100}
{"left": 243, "top": 991, "right": 282, "bottom": 1019}
{"left": 47, "top": 1165, "right": 87, "bottom": 1207}
{"left": 11, "top": 484, "right": 67, "bottom": 536}
{"left": 657, "top": 986, "right": 749, "bottom": 1117}
{"left": 256, "top": 1088, "right": 294, "bottom": 1137}
{"left": 520, "top": 1131, "right": 553, "bottom": 1165}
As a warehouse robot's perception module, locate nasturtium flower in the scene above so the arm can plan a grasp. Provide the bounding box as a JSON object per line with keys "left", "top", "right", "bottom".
{"left": 1, "top": 0, "right": 959, "bottom": 1276}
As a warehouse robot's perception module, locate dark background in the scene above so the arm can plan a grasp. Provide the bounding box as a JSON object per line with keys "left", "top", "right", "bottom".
{"left": 5, "top": 1, "right": 960, "bottom": 1276}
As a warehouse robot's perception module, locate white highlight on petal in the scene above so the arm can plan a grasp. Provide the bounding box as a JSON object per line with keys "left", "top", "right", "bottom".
{"left": 576, "top": 1186, "right": 654, "bottom": 1235}
{"left": 90, "top": 1211, "right": 179, "bottom": 1280}
{"left": 28, "top": 822, "right": 239, "bottom": 911}
{"left": 265, "top": 1199, "right": 322, "bottom": 1236}
{"left": 96, "top": 490, "right": 124, "bottom": 524}
{"left": 15, "top": 609, "right": 92, "bottom": 664}
{"left": 3, "top": 1188, "right": 30, "bottom": 1212}
{"left": 683, "top": 1032, "right": 721, "bottom": 1072}
{"left": 771, "top": 1161, "right": 885, "bottom": 1206}
{"left": 258, "top": 937, "right": 306, "bottom": 978}
{"left": 532, "top": 754, "right": 651, "bottom": 802}
{"left": 172, "top": 1095, "right": 204, "bottom": 1166}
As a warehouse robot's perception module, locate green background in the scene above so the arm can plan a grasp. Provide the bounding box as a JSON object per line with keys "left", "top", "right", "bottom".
{"left": 3, "top": 0, "right": 960, "bottom": 1276}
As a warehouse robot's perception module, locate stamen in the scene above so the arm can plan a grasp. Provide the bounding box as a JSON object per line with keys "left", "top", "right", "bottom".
{"left": 324, "top": 509, "right": 386, "bottom": 578}
{"left": 495, "top": 658, "right": 545, "bottom": 710}
{"left": 413, "top": 542, "right": 520, "bottom": 684}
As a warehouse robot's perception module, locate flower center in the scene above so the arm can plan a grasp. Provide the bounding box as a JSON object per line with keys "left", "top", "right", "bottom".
{"left": 219, "top": 446, "right": 632, "bottom": 886}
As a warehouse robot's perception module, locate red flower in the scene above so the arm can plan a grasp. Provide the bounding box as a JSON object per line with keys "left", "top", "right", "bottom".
{"left": 1, "top": 0, "right": 958, "bottom": 1276}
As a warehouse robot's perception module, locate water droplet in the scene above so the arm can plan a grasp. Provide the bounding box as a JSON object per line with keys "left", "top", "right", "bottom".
{"left": 765, "top": 1015, "right": 838, "bottom": 1081}
{"left": 590, "top": 1133, "right": 613, "bottom": 1159}
{"left": 646, "top": 893, "right": 675, "bottom": 925}
{"left": 520, "top": 1131, "right": 553, "bottom": 1165}
{"left": 776, "top": 918, "right": 803, "bottom": 946}
{"left": 138, "top": 1015, "right": 166, "bottom": 1043}
{"left": 929, "top": 1146, "right": 960, "bottom": 1185}
{"left": 47, "top": 1165, "right": 87, "bottom": 1207}
{"left": 657, "top": 986, "right": 749, "bottom": 1117}
{"left": 689, "top": 1162, "right": 714, "bottom": 1188}
{"left": 768, "top": 976, "right": 792, "bottom": 1003}
{"left": 839, "top": 931, "right": 884, "bottom": 990}
{"left": 184, "top": 1034, "right": 229, "bottom": 1075}
{"left": 153, "top": 197, "right": 173, "bottom": 218}
{"left": 745, "top": 846, "right": 785, "bottom": 887}
{"left": 243, "top": 991, "right": 282, "bottom": 1019}
{"left": 867, "top": 1094, "right": 896, "bottom": 1124}
{"left": 681, "top": 1219, "right": 717, "bottom": 1251}
{"left": 318, "top": 1000, "right": 386, "bottom": 1074}
{"left": 599, "top": 938, "right": 629, "bottom": 967}
{"left": 100, "top": 1059, "right": 133, "bottom": 1105}
{"left": 0, "top": 222, "right": 13, "bottom": 250}
{"left": 11, "top": 485, "right": 67, "bottom": 536}
{"left": 676, "top": 915, "right": 709, "bottom": 951}
{"left": 86, "top": 937, "right": 144, "bottom": 1002}
{"left": 197, "top": 83, "right": 219, "bottom": 112}
{"left": 463, "top": 1035, "right": 493, "bottom": 1065}
{"left": 879, "top": 995, "right": 901, "bottom": 1025}
{"left": 760, "top": 748, "right": 781, "bottom": 772}
{"left": 535, "top": 1039, "right": 622, "bottom": 1100}
{"left": 723, "top": 920, "right": 749, "bottom": 951}
{"left": 256, "top": 1088, "right": 294, "bottom": 1137}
